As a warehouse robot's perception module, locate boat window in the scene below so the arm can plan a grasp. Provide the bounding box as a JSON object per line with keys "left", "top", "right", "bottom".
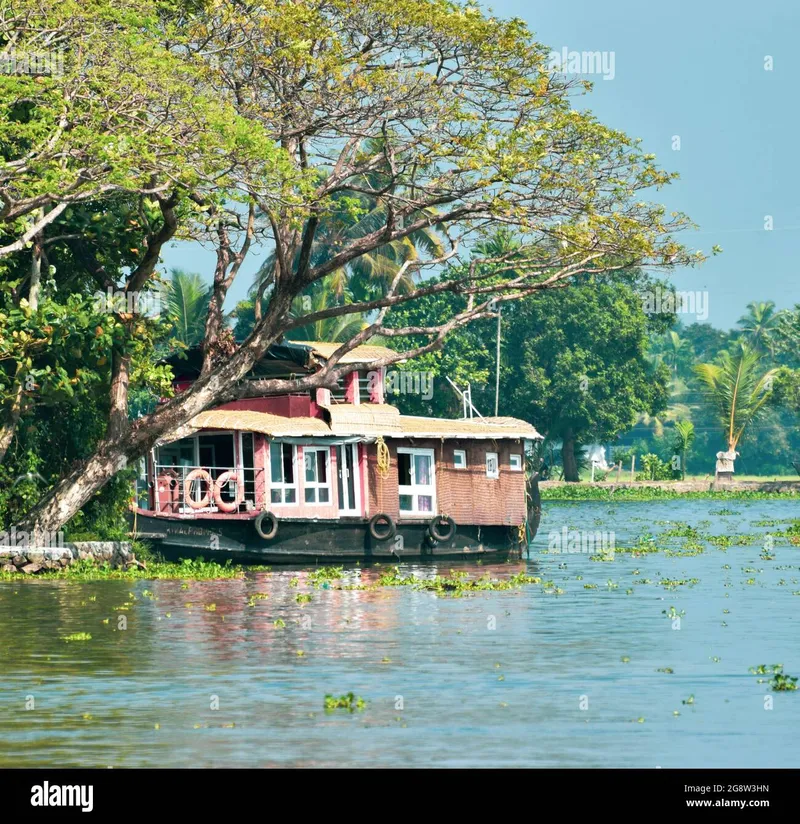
{"left": 270, "top": 442, "right": 297, "bottom": 504}
{"left": 486, "top": 452, "right": 499, "bottom": 479}
{"left": 398, "top": 452, "right": 412, "bottom": 485}
{"left": 510, "top": 453, "right": 522, "bottom": 471}
{"left": 303, "top": 447, "right": 331, "bottom": 504}
{"left": 397, "top": 447, "right": 436, "bottom": 515}
{"left": 453, "top": 450, "right": 466, "bottom": 469}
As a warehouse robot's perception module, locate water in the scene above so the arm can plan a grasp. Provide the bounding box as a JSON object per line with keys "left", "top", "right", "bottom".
{"left": 1, "top": 499, "right": 798, "bottom": 767}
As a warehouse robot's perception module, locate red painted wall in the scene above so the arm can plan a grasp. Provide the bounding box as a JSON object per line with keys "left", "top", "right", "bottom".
{"left": 367, "top": 438, "right": 527, "bottom": 526}
{"left": 217, "top": 394, "right": 324, "bottom": 419}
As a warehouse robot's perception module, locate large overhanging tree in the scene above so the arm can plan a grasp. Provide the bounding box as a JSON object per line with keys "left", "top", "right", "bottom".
{"left": 1, "top": 0, "right": 707, "bottom": 535}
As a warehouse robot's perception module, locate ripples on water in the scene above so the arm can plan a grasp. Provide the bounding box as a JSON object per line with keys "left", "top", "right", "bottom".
{"left": 1, "top": 499, "right": 798, "bottom": 767}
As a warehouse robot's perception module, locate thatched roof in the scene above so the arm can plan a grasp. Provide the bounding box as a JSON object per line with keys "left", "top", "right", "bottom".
{"left": 392, "top": 415, "right": 541, "bottom": 440}
{"left": 325, "top": 403, "right": 403, "bottom": 436}
{"left": 293, "top": 341, "right": 399, "bottom": 365}
{"left": 189, "top": 409, "right": 332, "bottom": 437}
{"left": 178, "top": 405, "right": 541, "bottom": 442}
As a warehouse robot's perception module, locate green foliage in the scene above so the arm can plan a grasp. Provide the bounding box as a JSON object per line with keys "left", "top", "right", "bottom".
{"left": 636, "top": 453, "right": 674, "bottom": 481}
{"left": 0, "top": 557, "right": 251, "bottom": 581}
{"left": 694, "top": 344, "right": 778, "bottom": 451}
{"left": 539, "top": 485, "right": 800, "bottom": 501}
{"left": 165, "top": 269, "right": 212, "bottom": 348}
{"left": 498, "top": 273, "right": 670, "bottom": 453}
{"left": 671, "top": 420, "right": 695, "bottom": 479}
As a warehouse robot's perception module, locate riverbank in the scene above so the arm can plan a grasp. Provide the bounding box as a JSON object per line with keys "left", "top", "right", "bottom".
{"left": 540, "top": 479, "right": 800, "bottom": 500}
{"left": 0, "top": 542, "right": 139, "bottom": 575}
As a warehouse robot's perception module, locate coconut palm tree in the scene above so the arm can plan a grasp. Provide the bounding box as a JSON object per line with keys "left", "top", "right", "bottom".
{"left": 164, "top": 269, "right": 212, "bottom": 347}
{"left": 662, "top": 330, "right": 689, "bottom": 374}
{"left": 249, "top": 141, "right": 443, "bottom": 306}
{"left": 737, "top": 301, "right": 782, "bottom": 354}
{"left": 284, "top": 286, "right": 369, "bottom": 343}
{"left": 694, "top": 344, "right": 778, "bottom": 472}
{"left": 671, "top": 420, "right": 695, "bottom": 479}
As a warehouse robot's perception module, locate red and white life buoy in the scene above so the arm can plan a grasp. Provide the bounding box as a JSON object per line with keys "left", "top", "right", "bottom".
{"left": 184, "top": 468, "right": 212, "bottom": 509}
{"left": 213, "top": 470, "right": 244, "bottom": 513}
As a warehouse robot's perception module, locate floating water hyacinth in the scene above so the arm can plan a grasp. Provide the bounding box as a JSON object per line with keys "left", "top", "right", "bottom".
{"left": 324, "top": 693, "right": 366, "bottom": 712}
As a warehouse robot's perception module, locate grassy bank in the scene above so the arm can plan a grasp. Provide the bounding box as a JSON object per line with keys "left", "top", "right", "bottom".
{"left": 540, "top": 484, "right": 800, "bottom": 501}
{"left": 0, "top": 557, "right": 270, "bottom": 582}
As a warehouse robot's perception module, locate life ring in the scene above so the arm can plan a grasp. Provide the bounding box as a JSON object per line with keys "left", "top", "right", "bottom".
{"left": 254, "top": 511, "right": 279, "bottom": 541}
{"left": 428, "top": 515, "right": 456, "bottom": 543}
{"left": 184, "top": 468, "right": 212, "bottom": 509}
{"left": 213, "top": 470, "right": 244, "bottom": 513}
{"left": 368, "top": 513, "right": 396, "bottom": 541}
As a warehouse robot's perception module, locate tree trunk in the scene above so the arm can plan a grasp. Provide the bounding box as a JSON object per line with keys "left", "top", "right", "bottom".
{"left": 29, "top": 230, "right": 43, "bottom": 311}
{"left": 561, "top": 430, "right": 580, "bottom": 482}
{"left": 0, "top": 383, "right": 23, "bottom": 464}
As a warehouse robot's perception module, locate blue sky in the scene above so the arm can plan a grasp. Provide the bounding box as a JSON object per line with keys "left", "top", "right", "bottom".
{"left": 162, "top": 0, "right": 799, "bottom": 330}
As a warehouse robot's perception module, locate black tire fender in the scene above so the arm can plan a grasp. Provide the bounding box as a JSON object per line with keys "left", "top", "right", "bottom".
{"left": 368, "top": 512, "right": 396, "bottom": 541}
{"left": 254, "top": 511, "right": 279, "bottom": 541}
{"left": 428, "top": 515, "right": 456, "bottom": 543}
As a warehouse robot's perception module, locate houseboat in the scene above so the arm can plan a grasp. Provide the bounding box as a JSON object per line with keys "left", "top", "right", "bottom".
{"left": 132, "top": 341, "right": 542, "bottom": 564}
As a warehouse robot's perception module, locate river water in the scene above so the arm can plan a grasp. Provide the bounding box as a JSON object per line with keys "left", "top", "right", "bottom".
{"left": 1, "top": 499, "right": 798, "bottom": 767}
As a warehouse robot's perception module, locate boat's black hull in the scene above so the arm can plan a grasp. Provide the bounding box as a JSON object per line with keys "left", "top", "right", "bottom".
{"left": 132, "top": 511, "right": 532, "bottom": 565}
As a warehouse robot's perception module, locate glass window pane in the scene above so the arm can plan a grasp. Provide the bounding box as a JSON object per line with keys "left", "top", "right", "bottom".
{"left": 399, "top": 494, "right": 413, "bottom": 511}
{"left": 317, "top": 451, "right": 327, "bottom": 483}
{"left": 415, "top": 455, "right": 431, "bottom": 485}
{"left": 283, "top": 444, "right": 294, "bottom": 483}
{"left": 417, "top": 495, "right": 433, "bottom": 511}
{"left": 285, "top": 488, "right": 296, "bottom": 503}
{"left": 305, "top": 487, "right": 316, "bottom": 503}
{"left": 271, "top": 444, "right": 283, "bottom": 483}
{"left": 398, "top": 453, "right": 412, "bottom": 485}
{"left": 305, "top": 451, "right": 316, "bottom": 482}
{"left": 271, "top": 489, "right": 282, "bottom": 504}
{"left": 319, "top": 487, "right": 330, "bottom": 503}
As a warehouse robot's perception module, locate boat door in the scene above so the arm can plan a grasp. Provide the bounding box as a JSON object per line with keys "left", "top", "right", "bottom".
{"left": 336, "top": 443, "right": 360, "bottom": 515}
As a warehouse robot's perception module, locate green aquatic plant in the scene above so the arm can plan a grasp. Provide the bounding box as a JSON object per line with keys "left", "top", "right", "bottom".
{"left": 0, "top": 557, "right": 253, "bottom": 581}
{"left": 324, "top": 693, "right": 366, "bottom": 712}
{"left": 308, "top": 566, "right": 345, "bottom": 586}
{"left": 373, "top": 567, "right": 541, "bottom": 597}
{"left": 660, "top": 524, "right": 705, "bottom": 540}
{"left": 659, "top": 577, "right": 699, "bottom": 590}
{"left": 749, "top": 664, "right": 783, "bottom": 675}
{"left": 708, "top": 534, "right": 758, "bottom": 548}
{"left": 770, "top": 673, "right": 798, "bottom": 692}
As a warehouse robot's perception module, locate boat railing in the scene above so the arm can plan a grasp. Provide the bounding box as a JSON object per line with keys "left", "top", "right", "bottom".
{"left": 151, "top": 464, "right": 264, "bottom": 514}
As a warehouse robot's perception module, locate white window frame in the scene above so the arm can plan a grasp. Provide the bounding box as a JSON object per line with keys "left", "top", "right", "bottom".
{"left": 269, "top": 441, "right": 298, "bottom": 505}
{"left": 509, "top": 453, "right": 523, "bottom": 471}
{"left": 336, "top": 443, "right": 361, "bottom": 515}
{"left": 453, "top": 449, "right": 467, "bottom": 469}
{"left": 486, "top": 451, "right": 499, "bottom": 479}
{"left": 303, "top": 446, "right": 332, "bottom": 505}
{"left": 397, "top": 447, "right": 437, "bottom": 516}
